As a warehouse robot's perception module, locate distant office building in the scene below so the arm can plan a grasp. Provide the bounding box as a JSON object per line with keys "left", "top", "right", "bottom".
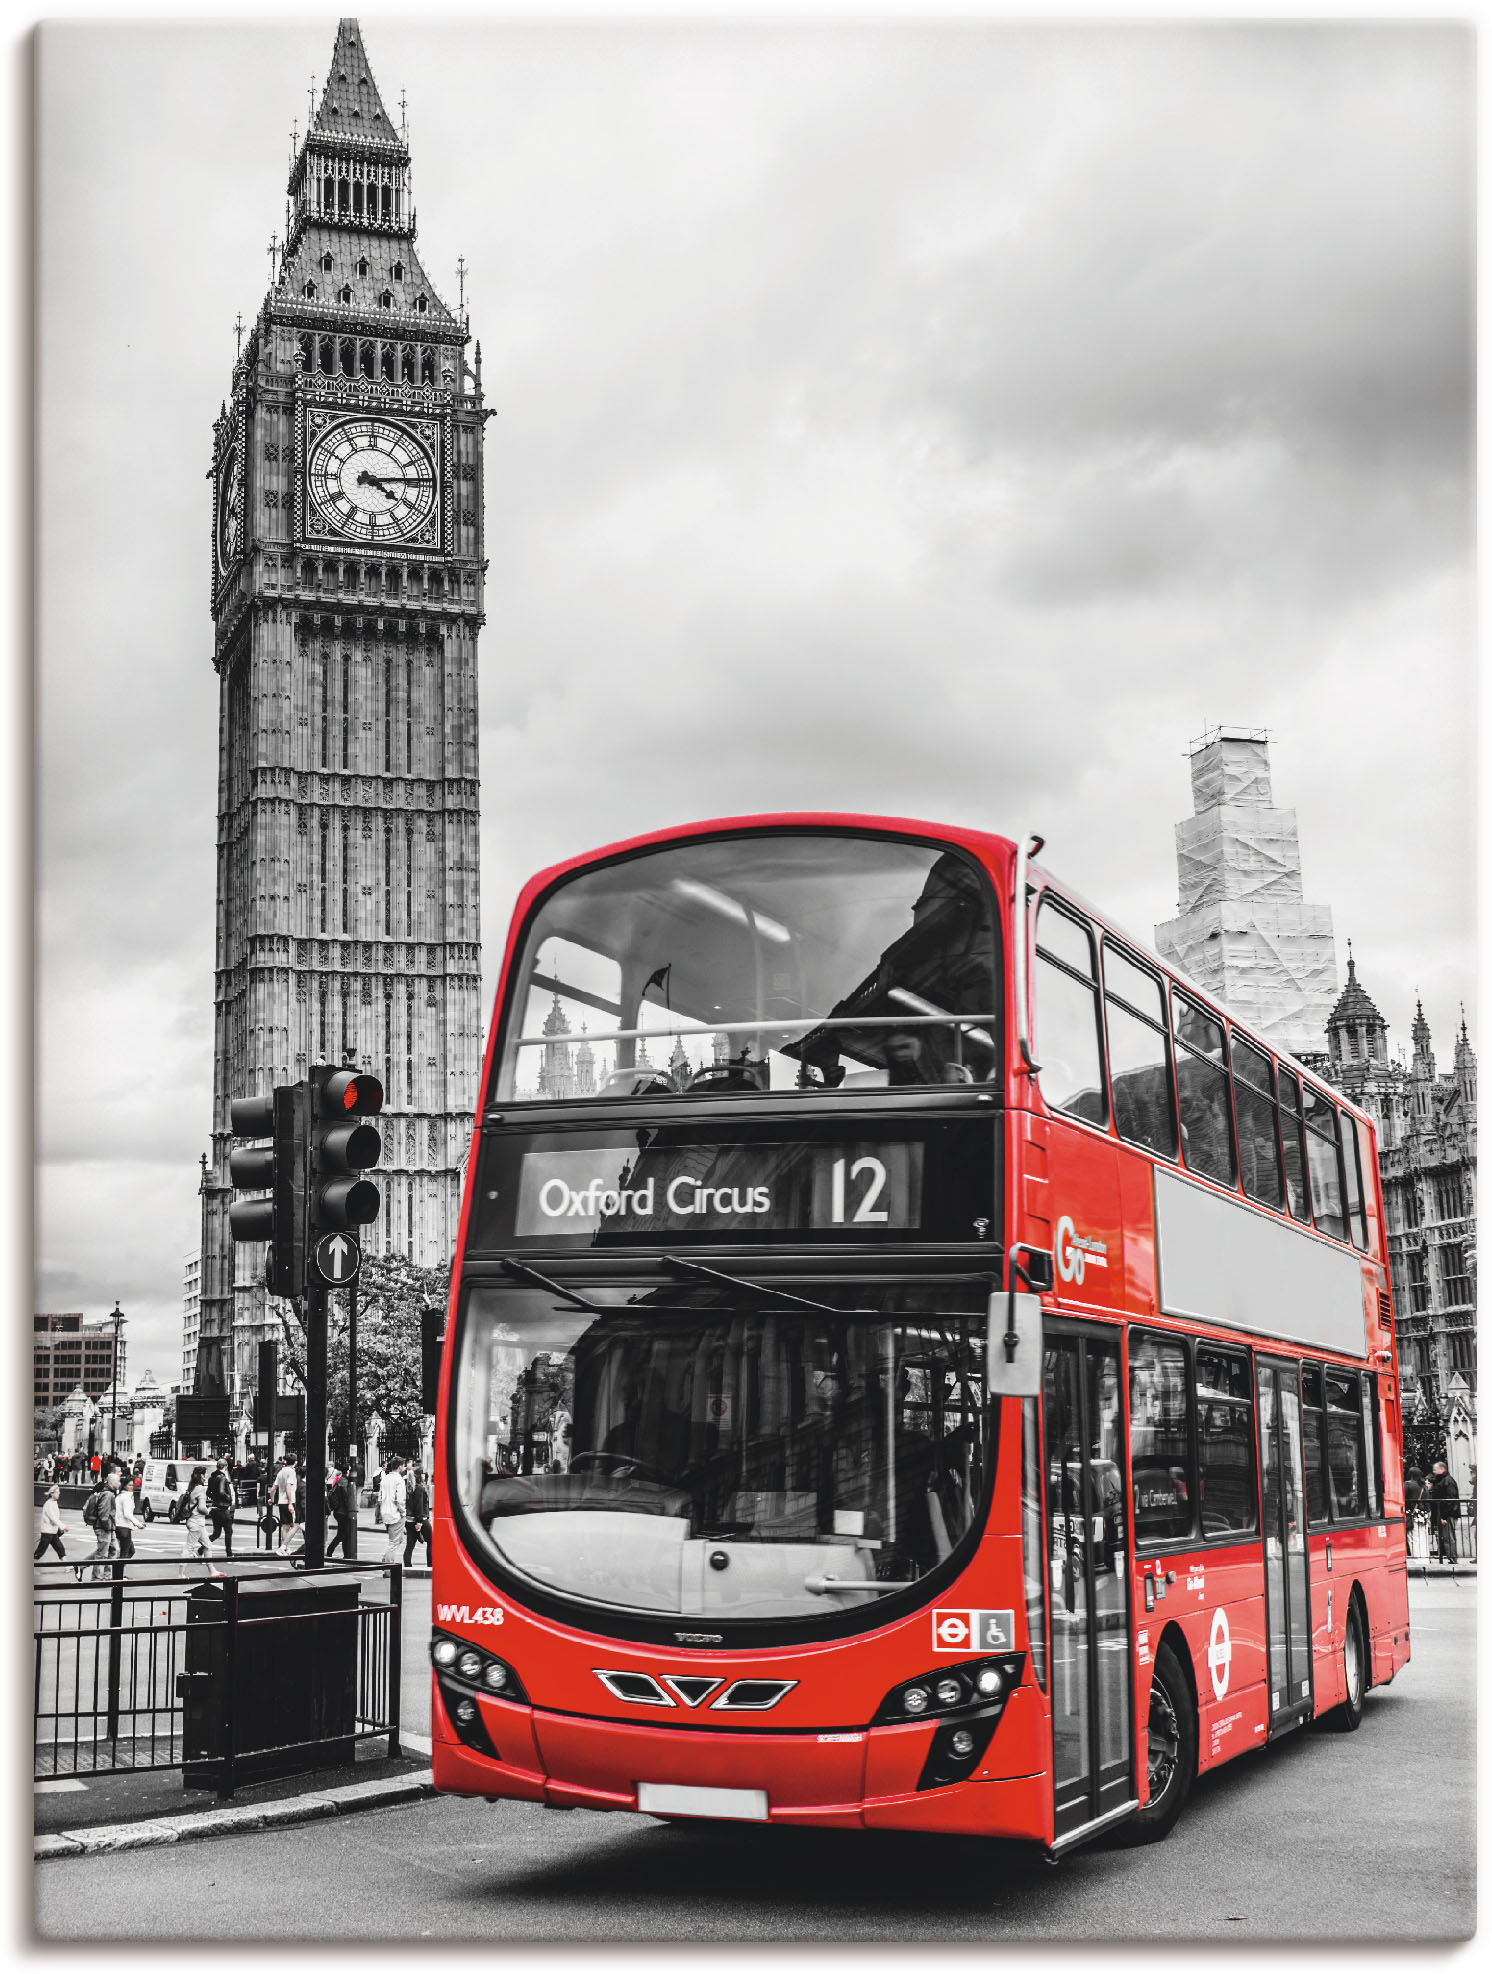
{"left": 1155, "top": 728, "right": 1337, "bottom": 1064}
{"left": 1324, "top": 957, "right": 1477, "bottom": 1491}
{"left": 34, "top": 1313, "right": 123, "bottom": 1410}
{"left": 182, "top": 1251, "right": 202, "bottom": 1393}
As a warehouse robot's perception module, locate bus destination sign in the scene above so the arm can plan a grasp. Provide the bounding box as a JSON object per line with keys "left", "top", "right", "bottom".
{"left": 512, "top": 1139, "right": 923, "bottom": 1238}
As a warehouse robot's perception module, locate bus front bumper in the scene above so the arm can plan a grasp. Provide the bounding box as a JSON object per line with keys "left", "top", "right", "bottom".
{"left": 431, "top": 1679, "right": 1048, "bottom": 1840}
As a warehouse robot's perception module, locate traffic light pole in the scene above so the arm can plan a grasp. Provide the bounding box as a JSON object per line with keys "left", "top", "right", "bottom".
{"left": 347, "top": 1276, "right": 359, "bottom": 1561}
{"left": 303, "top": 1277, "right": 328, "bottom": 1570}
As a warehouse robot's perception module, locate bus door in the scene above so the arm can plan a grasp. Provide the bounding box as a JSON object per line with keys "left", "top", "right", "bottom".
{"left": 1043, "top": 1323, "right": 1134, "bottom": 1841}
{"left": 1255, "top": 1357, "right": 1312, "bottom": 1732}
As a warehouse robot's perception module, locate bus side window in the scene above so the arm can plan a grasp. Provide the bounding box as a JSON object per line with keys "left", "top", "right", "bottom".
{"left": 1323, "top": 1368, "right": 1366, "bottom": 1518}
{"left": 1192, "top": 1344, "right": 1256, "bottom": 1535}
{"left": 1277, "top": 1068, "right": 1311, "bottom": 1222}
{"left": 1230, "top": 1033, "right": 1284, "bottom": 1210}
{"left": 1034, "top": 898, "right": 1107, "bottom": 1127}
{"left": 1342, "top": 1114, "right": 1371, "bottom": 1253}
{"left": 1302, "top": 1085, "right": 1347, "bottom": 1242}
{"left": 1170, "top": 993, "right": 1237, "bottom": 1189}
{"left": 1360, "top": 1372, "right": 1383, "bottom": 1518}
{"left": 1103, "top": 943, "right": 1177, "bottom": 1159}
{"left": 1128, "top": 1330, "right": 1194, "bottom": 1543}
{"left": 1301, "top": 1363, "right": 1330, "bottom": 1526}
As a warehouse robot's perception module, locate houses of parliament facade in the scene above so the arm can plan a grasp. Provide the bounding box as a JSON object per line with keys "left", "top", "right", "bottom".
{"left": 199, "top": 19, "right": 484, "bottom": 1401}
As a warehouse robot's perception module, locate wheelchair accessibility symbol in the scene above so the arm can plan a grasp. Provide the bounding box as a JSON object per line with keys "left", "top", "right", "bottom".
{"left": 932, "top": 1609, "right": 1015, "bottom": 1653}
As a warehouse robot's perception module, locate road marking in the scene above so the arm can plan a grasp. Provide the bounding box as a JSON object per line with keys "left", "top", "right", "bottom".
{"left": 35, "top": 1780, "right": 88, "bottom": 1794}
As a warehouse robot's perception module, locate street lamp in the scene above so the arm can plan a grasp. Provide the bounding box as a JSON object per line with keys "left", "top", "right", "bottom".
{"left": 108, "top": 1301, "right": 126, "bottom": 1461}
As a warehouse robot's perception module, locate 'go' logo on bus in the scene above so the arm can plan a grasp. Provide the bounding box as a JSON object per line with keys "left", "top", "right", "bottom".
{"left": 1055, "top": 1215, "right": 1110, "bottom": 1286}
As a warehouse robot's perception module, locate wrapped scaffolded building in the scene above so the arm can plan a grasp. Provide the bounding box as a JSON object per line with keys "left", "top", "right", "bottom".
{"left": 1155, "top": 727, "right": 1338, "bottom": 1065}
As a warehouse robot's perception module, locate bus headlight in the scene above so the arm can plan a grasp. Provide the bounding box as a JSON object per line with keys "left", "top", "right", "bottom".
{"left": 483, "top": 1661, "right": 510, "bottom": 1691}
{"left": 457, "top": 1648, "right": 484, "bottom": 1681}
{"left": 874, "top": 1656, "right": 1023, "bottom": 1727}
{"left": 431, "top": 1638, "right": 459, "bottom": 1668}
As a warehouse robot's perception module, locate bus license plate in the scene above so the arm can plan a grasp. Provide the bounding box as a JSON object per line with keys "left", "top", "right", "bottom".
{"left": 636, "top": 1783, "right": 768, "bottom": 1822}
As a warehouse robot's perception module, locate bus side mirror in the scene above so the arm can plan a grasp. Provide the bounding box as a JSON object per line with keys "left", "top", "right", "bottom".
{"left": 987, "top": 1291, "right": 1043, "bottom": 1397}
{"left": 1020, "top": 1248, "right": 1055, "bottom": 1294}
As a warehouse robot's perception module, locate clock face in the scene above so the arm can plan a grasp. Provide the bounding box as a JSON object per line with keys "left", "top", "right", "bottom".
{"left": 216, "top": 440, "right": 242, "bottom": 576}
{"left": 304, "top": 416, "right": 440, "bottom": 546}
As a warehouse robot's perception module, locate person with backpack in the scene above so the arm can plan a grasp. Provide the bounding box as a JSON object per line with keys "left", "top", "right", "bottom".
{"left": 207, "top": 1460, "right": 236, "bottom": 1558}
{"left": 82, "top": 1468, "right": 120, "bottom": 1581}
{"left": 325, "top": 1467, "right": 356, "bottom": 1559}
{"left": 34, "top": 1484, "right": 68, "bottom": 1564}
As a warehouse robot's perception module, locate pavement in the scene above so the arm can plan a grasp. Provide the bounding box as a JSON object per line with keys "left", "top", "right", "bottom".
{"left": 33, "top": 1499, "right": 435, "bottom": 1861}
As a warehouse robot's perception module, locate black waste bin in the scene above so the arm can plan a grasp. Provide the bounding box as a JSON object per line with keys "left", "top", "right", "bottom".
{"left": 180, "top": 1576, "right": 360, "bottom": 1791}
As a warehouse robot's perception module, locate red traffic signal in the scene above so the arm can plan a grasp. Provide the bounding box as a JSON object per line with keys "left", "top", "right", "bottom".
{"left": 318, "top": 1070, "right": 383, "bottom": 1118}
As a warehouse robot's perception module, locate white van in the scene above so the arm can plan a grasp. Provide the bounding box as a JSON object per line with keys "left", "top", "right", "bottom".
{"left": 137, "top": 1459, "right": 187, "bottom": 1522}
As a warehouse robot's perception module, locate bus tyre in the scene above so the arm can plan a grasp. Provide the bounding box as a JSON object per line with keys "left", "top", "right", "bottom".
{"left": 1324, "top": 1597, "right": 1367, "bottom": 1733}
{"left": 1129, "top": 1643, "right": 1195, "bottom": 1843}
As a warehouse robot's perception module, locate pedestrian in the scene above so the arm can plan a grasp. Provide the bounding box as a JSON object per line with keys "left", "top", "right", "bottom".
{"left": 207, "top": 1459, "right": 237, "bottom": 1559}
{"left": 179, "top": 1466, "right": 219, "bottom": 1577}
{"left": 1428, "top": 1461, "right": 1460, "bottom": 1563}
{"left": 403, "top": 1466, "right": 432, "bottom": 1566}
{"left": 378, "top": 1456, "right": 408, "bottom": 1565}
{"left": 82, "top": 1468, "right": 120, "bottom": 1581}
{"left": 34, "top": 1484, "right": 68, "bottom": 1564}
{"left": 89, "top": 1450, "right": 101, "bottom": 1483}
{"left": 325, "top": 1467, "right": 355, "bottom": 1560}
{"left": 272, "top": 1452, "right": 299, "bottom": 1556}
{"left": 113, "top": 1472, "right": 138, "bottom": 1561}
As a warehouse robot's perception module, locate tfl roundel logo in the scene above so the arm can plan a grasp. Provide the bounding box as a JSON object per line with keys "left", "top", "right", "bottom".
{"left": 932, "top": 1609, "right": 1015, "bottom": 1653}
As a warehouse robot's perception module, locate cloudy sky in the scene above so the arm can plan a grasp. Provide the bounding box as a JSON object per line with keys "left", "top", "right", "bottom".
{"left": 35, "top": 17, "right": 1474, "bottom": 1386}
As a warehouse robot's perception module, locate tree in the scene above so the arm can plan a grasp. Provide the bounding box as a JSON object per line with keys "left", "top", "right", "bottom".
{"left": 329, "top": 1253, "right": 449, "bottom": 1448}
{"left": 1402, "top": 1379, "right": 1447, "bottom": 1478}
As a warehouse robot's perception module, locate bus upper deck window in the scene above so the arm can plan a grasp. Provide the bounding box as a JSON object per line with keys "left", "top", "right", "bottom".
{"left": 1302, "top": 1084, "right": 1347, "bottom": 1242}
{"left": 1103, "top": 943, "right": 1177, "bottom": 1159}
{"left": 1170, "top": 993, "right": 1236, "bottom": 1189}
{"left": 493, "top": 833, "right": 1000, "bottom": 1104}
{"left": 1230, "top": 1034, "right": 1283, "bottom": 1211}
{"left": 1342, "top": 1114, "right": 1371, "bottom": 1253}
{"left": 1277, "top": 1069, "right": 1310, "bottom": 1222}
{"left": 1034, "top": 898, "right": 1107, "bottom": 1127}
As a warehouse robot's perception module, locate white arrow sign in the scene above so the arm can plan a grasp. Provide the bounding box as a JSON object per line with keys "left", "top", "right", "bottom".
{"left": 315, "top": 1232, "right": 362, "bottom": 1285}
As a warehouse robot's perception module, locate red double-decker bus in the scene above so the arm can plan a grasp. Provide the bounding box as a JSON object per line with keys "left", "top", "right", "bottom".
{"left": 429, "top": 815, "right": 1409, "bottom": 1853}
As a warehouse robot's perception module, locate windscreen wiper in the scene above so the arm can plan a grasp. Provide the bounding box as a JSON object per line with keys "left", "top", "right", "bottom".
{"left": 659, "top": 1254, "right": 874, "bottom": 1317}
{"left": 499, "top": 1258, "right": 612, "bottom": 1314}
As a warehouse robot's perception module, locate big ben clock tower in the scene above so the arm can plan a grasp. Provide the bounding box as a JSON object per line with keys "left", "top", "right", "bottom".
{"left": 201, "top": 19, "right": 484, "bottom": 1403}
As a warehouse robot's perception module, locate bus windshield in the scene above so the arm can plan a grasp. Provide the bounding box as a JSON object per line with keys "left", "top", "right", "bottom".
{"left": 492, "top": 832, "right": 1000, "bottom": 1103}
{"left": 452, "top": 1281, "right": 994, "bottom": 1622}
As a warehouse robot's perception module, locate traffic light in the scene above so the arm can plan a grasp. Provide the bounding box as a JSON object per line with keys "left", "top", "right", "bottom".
{"left": 421, "top": 1305, "right": 446, "bottom": 1413}
{"left": 308, "top": 1065, "right": 384, "bottom": 1245}
{"left": 228, "top": 1085, "right": 306, "bottom": 1299}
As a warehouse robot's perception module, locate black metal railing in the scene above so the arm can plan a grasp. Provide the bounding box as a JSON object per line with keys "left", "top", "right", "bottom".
{"left": 1405, "top": 1501, "right": 1477, "bottom": 1566}
{"left": 33, "top": 1560, "right": 403, "bottom": 1798}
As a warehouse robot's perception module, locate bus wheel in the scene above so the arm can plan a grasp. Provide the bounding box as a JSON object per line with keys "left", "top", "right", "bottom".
{"left": 1129, "top": 1643, "right": 1195, "bottom": 1843}
{"left": 1324, "top": 1597, "right": 1367, "bottom": 1732}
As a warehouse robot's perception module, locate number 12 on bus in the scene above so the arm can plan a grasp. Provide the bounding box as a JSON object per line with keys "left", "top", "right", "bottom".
{"left": 429, "top": 815, "right": 1408, "bottom": 1855}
